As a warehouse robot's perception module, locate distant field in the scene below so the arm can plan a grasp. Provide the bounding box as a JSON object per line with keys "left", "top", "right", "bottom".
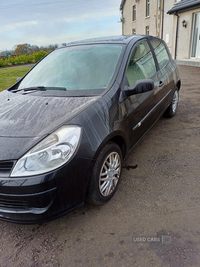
{"left": 0, "top": 67, "right": 31, "bottom": 92}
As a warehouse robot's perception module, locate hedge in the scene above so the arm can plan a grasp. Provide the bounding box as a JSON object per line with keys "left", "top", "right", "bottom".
{"left": 0, "top": 51, "right": 50, "bottom": 68}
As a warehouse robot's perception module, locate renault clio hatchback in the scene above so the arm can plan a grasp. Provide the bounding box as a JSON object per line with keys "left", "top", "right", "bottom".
{"left": 0, "top": 35, "right": 181, "bottom": 224}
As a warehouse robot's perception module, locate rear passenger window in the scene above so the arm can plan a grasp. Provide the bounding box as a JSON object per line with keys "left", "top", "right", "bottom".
{"left": 126, "top": 40, "right": 156, "bottom": 86}
{"left": 150, "top": 39, "right": 170, "bottom": 69}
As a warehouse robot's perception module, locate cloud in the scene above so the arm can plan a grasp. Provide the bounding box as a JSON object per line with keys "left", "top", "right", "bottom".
{"left": 0, "top": 21, "right": 38, "bottom": 33}
{"left": 63, "top": 9, "right": 119, "bottom": 23}
{"left": 0, "top": 0, "right": 122, "bottom": 50}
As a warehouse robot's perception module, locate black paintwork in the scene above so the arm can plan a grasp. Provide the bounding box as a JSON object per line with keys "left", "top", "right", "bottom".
{"left": 0, "top": 35, "right": 181, "bottom": 224}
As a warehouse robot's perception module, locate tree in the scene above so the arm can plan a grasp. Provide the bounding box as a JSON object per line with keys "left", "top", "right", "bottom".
{"left": 13, "top": 43, "right": 59, "bottom": 55}
{"left": 13, "top": 44, "right": 32, "bottom": 55}
{"left": 31, "top": 45, "right": 40, "bottom": 53}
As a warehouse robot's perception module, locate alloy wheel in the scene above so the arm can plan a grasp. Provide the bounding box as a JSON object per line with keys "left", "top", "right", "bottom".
{"left": 172, "top": 90, "right": 179, "bottom": 113}
{"left": 99, "top": 152, "right": 121, "bottom": 197}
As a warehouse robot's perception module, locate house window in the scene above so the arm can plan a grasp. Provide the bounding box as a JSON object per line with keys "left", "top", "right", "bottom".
{"left": 133, "top": 5, "right": 136, "bottom": 21}
{"left": 146, "top": 26, "right": 149, "bottom": 35}
{"left": 133, "top": 29, "right": 136, "bottom": 35}
{"left": 191, "top": 13, "right": 200, "bottom": 58}
{"left": 146, "top": 0, "right": 150, "bottom": 17}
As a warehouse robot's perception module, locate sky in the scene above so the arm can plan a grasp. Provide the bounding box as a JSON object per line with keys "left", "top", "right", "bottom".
{"left": 0, "top": 0, "right": 123, "bottom": 51}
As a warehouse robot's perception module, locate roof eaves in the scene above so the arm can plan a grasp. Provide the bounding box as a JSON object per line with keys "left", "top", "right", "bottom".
{"left": 120, "top": 0, "right": 126, "bottom": 10}
{"left": 168, "top": 0, "right": 200, "bottom": 14}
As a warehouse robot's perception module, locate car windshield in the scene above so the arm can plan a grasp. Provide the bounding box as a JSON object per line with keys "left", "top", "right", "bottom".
{"left": 17, "top": 44, "right": 123, "bottom": 96}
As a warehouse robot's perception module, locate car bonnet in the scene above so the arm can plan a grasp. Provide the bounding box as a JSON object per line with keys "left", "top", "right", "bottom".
{"left": 0, "top": 90, "right": 98, "bottom": 138}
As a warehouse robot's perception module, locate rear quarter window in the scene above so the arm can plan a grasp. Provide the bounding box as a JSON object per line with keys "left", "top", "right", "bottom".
{"left": 150, "top": 39, "right": 170, "bottom": 69}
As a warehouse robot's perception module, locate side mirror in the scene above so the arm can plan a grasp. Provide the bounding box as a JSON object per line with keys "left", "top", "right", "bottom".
{"left": 124, "top": 79, "right": 154, "bottom": 97}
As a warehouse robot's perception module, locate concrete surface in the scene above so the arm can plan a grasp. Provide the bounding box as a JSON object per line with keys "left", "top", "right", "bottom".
{"left": 0, "top": 64, "right": 35, "bottom": 70}
{"left": 0, "top": 65, "right": 200, "bottom": 267}
{"left": 176, "top": 59, "right": 200, "bottom": 68}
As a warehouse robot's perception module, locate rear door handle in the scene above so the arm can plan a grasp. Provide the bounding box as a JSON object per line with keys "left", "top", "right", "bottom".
{"left": 159, "top": 81, "right": 164, "bottom": 87}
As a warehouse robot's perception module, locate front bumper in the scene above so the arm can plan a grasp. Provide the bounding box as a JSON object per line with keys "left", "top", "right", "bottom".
{"left": 0, "top": 187, "right": 56, "bottom": 214}
{"left": 0, "top": 156, "right": 95, "bottom": 224}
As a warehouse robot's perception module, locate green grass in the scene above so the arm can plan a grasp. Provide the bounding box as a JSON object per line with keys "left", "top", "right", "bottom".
{"left": 0, "top": 67, "right": 31, "bottom": 92}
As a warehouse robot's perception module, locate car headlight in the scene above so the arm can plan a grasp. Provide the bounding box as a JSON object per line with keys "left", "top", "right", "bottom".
{"left": 11, "top": 125, "right": 82, "bottom": 177}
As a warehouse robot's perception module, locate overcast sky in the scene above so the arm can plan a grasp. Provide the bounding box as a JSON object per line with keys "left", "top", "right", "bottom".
{"left": 0, "top": 0, "right": 122, "bottom": 51}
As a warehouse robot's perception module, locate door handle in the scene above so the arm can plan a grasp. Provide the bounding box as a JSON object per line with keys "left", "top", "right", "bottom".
{"left": 159, "top": 81, "right": 164, "bottom": 87}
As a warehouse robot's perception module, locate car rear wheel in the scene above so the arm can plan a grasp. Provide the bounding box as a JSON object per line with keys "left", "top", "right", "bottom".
{"left": 86, "top": 142, "right": 122, "bottom": 205}
{"left": 164, "top": 88, "right": 179, "bottom": 117}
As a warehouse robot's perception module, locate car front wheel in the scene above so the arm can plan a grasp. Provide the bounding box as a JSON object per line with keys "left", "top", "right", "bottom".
{"left": 86, "top": 142, "right": 122, "bottom": 205}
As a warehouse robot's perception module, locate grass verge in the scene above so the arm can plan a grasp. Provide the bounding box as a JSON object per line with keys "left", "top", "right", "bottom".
{"left": 0, "top": 66, "right": 31, "bottom": 92}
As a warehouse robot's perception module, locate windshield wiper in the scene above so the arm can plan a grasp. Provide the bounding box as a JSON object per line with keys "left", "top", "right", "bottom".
{"left": 12, "top": 86, "right": 67, "bottom": 93}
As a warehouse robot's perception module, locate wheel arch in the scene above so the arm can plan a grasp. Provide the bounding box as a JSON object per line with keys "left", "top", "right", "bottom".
{"left": 93, "top": 132, "right": 127, "bottom": 161}
{"left": 109, "top": 135, "right": 127, "bottom": 159}
{"left": 176, "top": 80, "right": 181, "bottom": 91}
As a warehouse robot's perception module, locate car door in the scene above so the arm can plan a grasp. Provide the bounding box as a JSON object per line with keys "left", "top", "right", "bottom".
{"left": 149, "top": 38, "right": 176, "bottom": 114}
{"left": 120, "top": 39, "right": 163, "bottom": 150}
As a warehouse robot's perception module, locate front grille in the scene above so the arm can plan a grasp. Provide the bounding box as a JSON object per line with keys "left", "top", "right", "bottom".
{"left": 0, "top": 188, "right": 56, "bottom": 214}
{"left": 0, "top": 161, "right": 14, "bottom": 170}
{"left": 0, "top": 161, "right": 15, "bottom": 176}
{"left": 0, "top": 198, "right": 29, "bottom": 210}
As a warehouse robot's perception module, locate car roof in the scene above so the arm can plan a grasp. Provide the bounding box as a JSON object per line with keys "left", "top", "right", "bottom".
{"left": 66, "top": 35, "right": 146, "bottom": 47}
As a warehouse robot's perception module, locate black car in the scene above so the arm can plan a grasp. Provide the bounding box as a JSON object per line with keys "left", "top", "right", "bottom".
{"left": 0, "top": 35, "right": 180, "bottom": 224}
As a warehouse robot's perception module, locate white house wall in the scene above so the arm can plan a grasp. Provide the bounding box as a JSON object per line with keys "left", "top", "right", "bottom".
{"left": 175, "top": 8, "right": 200, "bottom": 59}
{"left": 122, "top": 0, "right": 162, "bottom": 37}
{"left": 163, "top": 1, "right": 176, "bottom": 56}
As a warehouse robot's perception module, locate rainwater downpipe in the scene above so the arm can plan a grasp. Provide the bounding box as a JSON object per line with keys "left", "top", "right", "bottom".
{"left": 174, "top": 13, "right": 180, "bottom": 60}
{"left": 161, "top": 0, "right": 165, "bottom": 40}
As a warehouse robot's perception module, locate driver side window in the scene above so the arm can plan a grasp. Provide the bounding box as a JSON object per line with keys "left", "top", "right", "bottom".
{"left": 126, "top": 40, "right": 156, "bottom": 86}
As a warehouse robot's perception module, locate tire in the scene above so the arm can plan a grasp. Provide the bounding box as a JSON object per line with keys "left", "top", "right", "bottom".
{"left": 86, "top": 142, "right": 122, "bottom": 205}
{"left": 164, "top": 88, "right": 179, "bottom": 117}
